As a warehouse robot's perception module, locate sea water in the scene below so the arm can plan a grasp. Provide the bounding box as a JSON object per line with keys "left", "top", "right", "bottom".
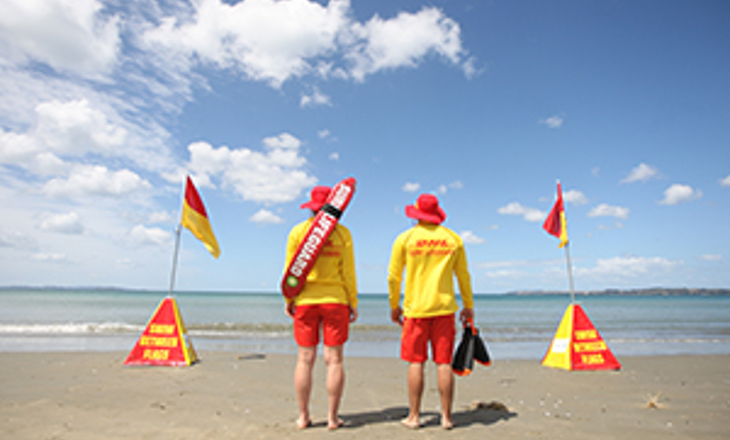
{"left": 0, "top": 288, "right": 728, "bottom": 360}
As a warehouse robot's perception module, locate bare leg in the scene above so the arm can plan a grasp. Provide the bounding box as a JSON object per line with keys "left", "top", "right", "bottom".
{"left": 437, "top": 363, "right": 454, "bottom": 429}
{"left": 323, "top": 345, "right": 345, "bottom": 429}
{"left": 294, "top": 346, "right": 316, "bottom": 429}
{"left": 401, "top": 362, "right": 424, "bottom": 429}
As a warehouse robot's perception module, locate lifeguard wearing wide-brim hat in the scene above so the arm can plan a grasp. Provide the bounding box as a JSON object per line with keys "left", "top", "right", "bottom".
{"left": 405, "top": 193, "right": 447, "bottom": 224}
{"left": 300, "top": 185, "right": 331, "bottom": 212}
{"left": 282, "top": 183, "right": 359, "bottom": 431}
{"left": 387, "top": 193, "right": 475, "bottom": 430}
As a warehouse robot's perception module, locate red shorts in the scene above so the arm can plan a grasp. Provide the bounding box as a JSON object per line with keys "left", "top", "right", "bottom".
{"left": 293, "top": 304, "right": 350, "bottom": 347}
{"left": 400, "top": 314, "right": 455, "bottom": 364}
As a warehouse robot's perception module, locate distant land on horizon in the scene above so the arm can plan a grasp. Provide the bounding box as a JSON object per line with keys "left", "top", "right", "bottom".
{"left": 504, "top": 287, "right": 730, "bottom": 297}
{"left": 0, "top": 286, "right": 729, "bottom": 297}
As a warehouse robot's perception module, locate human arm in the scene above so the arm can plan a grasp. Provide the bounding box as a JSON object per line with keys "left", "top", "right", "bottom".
{"left": 341, "top": 226, "right": 359, "bottom": 309}
{"left": 453, "top": 241, "right": 474, "bottom": 310}
{"left": 387, "top": 233, "right": 406, "bottom": 324}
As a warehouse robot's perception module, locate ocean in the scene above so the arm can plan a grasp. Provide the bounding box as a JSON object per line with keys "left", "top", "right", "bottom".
{"left": 0, "top": 288, "right": 728, "bottom": 360}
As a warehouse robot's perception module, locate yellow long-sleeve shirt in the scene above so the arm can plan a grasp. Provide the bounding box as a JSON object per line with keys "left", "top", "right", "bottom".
{"left": 388, "top": 222, "right": 474, "bottom": 318}
{"left": 285, "top": 218, "right": 358, "bottom": 308}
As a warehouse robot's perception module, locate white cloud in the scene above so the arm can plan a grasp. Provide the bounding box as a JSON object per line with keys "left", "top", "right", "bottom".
{"left": 0, "top": 99, "right": 127, "bottom": 174}
{"left": 576, "top": 256, "right": 682, "bottom": 278}
{"left": 497, "top": 202, "right": 545, "bottom": 222}
{"left": 539, "top": 114, "right": 563, "bottom": 128}
{"left": 250, "top": 209, "right": 284, "bottom": 224}
{"left": 347, "top": 6, "right": 468, "bottom": 81}
{"left": 621, "top": 162, "right": 659, "bottom": 184}
{"left": 563, "top": 189, "right": 587, "bottom": 205}
{"left": 41, "top": 165, "right": 152, "bottom": 199}
{"left": 130, "top": 224, "right": 172, "bottom": 247}
{"left": 148, "top": 211, "right": 173, "bottom": 224}
{"left": 142, "top": 0, "right": 349, "bottom": 88}
{"left": 700, "top": 254, "right": 722, "bottom": 261}
{"left": 318, "top": 129, "right": 331, "bottom": 139}
{"left": 0, "top": 98, "right": 174, "bottom": 179}
{"left": 402, "top": 182, "right": 420, "bottom": 192}
{"left": 300, "top": 86, "right": 332, "bottom": 108}
{"left": 720, "top": 175, "right": 730, "bottom": 187}
{"left": 328, "top": 152, "right": 340, "bottom": 161}
{"left": 0, "top": 0, "right": 121, "bottom": 78}
{"left": 659, "top": 184, "right": 702, "bottom": 205}
{"left": 0, "top": 231, "right": 38, "bottom": 251}
{"left": 588, "top": 204, "right": 630, "bottom": 220}
{"left": 262, "top": 132, "right": 302, "bottom": 150}
{"left": 38, "top": 212, "right": 84, "bottom": 234}
{"left": 33, "top": 252, "right": 67, "bottom": 262}
{"left": 187, "top": 134, "right": 317, "bottom": 204}
{"left": 460, "top": 230, "right": 486, "bottom": 245}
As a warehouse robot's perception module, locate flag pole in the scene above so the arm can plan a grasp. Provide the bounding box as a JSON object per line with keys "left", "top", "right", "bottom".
{"left": 564, "top": 243, "right": 576, "bottom": 304}
{"left": 167, "top": 175, "right": 188, "bottom": 298}
{"left": 167, "top": 224, "right": 182, "bottom": 298}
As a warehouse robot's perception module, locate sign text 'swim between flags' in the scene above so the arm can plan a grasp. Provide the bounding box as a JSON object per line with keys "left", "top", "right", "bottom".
{"left": 543, "top": 181, "right": 569, "bottom": 248}
{"left": 181, "top": 176, "right": 220, "bottom": 258}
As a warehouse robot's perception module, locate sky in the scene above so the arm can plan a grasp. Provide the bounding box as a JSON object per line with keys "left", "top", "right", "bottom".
{"left": 0, "top": 0, "right": 728, "bottom": 294}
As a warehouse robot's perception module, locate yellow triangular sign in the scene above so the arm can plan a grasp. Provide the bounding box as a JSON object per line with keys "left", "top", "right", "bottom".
{"left": 124, "top": 297, "right": 198, "bottom": 367}
{"left": 542, "top": 303, "right": 621, "bottom": 371}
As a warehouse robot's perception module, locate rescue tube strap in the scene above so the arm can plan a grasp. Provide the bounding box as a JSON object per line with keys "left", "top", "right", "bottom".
{"left": 322, "top": 203, "right": 342, "bottom": 219}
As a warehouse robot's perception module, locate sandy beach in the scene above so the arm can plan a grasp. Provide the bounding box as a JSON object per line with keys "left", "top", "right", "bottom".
{"left": 1, "top": 351, "right": 728, "bottom": 439}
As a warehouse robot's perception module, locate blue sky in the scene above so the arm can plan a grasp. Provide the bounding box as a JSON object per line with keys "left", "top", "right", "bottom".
{"left": 0, "top": 0, "right": 728, "bottom": 294}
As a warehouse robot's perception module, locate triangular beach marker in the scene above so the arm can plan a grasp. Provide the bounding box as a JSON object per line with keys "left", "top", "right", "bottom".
{"left": 542, "top": 303, "right": 620, "bottom": 371}
{"left": 124, "top": 297, "right": 198, "bottom": 367}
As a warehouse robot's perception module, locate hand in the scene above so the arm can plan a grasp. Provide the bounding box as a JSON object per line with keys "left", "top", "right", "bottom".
{"left": 285, "top": 301, "right": 296, "bottom": 319}
{"left": 391, "top": 307, "right": 404, "bottom": 326}
{"left": 349, "top": 307, "right": 359, "bottom": 323}
{"left": 459, "top": 308, "right": 474, "bottom": 325}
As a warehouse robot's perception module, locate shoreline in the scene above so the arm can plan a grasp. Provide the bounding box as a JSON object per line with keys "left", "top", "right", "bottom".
{"left": 1, "top": 352, "right": 728, "bottom": 439}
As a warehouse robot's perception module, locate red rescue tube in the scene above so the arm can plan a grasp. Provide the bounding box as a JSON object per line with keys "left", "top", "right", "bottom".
{"left": 281, "top": 177, "right": 356, "bottom": 299}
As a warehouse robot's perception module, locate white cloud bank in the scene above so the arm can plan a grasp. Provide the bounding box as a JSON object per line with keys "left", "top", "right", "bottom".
{"left": 141, "top": 0, "right": 474, "bottom": 89}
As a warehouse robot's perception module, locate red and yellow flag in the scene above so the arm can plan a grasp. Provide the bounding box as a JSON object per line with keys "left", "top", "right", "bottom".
{"left": 543, "top": 181, "right": 569, "bottom": 248}
{"left": 181, "top": 176, "right": 220, "bottom": 258}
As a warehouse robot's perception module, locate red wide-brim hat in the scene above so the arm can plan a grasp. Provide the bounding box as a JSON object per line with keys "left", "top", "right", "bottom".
{"left": 405, "top": 194, "right": 446, "bottom": 224}
{"left": 300, "top": 186, "right": 331, "bottom": 211}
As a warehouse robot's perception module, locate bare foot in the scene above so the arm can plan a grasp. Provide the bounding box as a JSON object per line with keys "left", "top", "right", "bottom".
{"left": 296, "top": 417, "right": 312, "bottom": 430}
{"left": 400, "top": 417, "right": 420, "bottom": 429}
{"left": 442, "top": 418, "right": 455, "bottom": 430}
{"left": 328, "top": 418, "right": 345, "bottom": 430}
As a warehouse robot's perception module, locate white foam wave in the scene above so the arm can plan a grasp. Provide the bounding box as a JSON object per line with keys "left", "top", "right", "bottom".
{"left": 0, "top": 323, "right": 142, "bottom": 335}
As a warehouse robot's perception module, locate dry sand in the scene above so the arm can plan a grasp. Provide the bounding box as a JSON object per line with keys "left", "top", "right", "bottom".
{"left": 1, "top": 351, "right": 728, "bottom": 439}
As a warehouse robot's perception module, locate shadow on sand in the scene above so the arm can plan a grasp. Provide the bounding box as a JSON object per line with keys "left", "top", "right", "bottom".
{"left": 341, "top": 404, "right": 517, "bottom": 429}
